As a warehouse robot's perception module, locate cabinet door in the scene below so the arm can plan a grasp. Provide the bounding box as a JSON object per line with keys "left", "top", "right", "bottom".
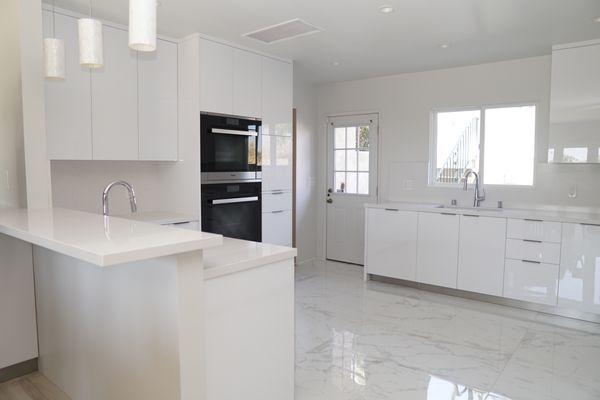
{"left": 43, "top": 12, "right": 92, "bottom": 160}
{"left": 504, "top": 259, "right": 558, "bottom": 306}
{"left": 91, "top": 26, "right": 138, "bottom": 160}
{"left": 199, "top": 39, "right": 233, "bottom": 115}
{"left": 559, "top": 223, "right": 600, "bottom": 314}
{"left": 457, "top": 215, "right": 507, "bottom": 296}
{"left": 233, "top": 49, "right": 262, "bottom": 118}
{"left": 365, "top": 208, "right": 418, "bottom": 281}
{"left": 262, "top": 210, "right": 292, "bottom": 246}
{"left": 138, "top": 39, "right": 178, "bottom": 160}
{"left": 262, "top": 57, "right": 292, "bottom": 137}
{"left": 417, "top": 212, "right": 459, "bottom": 288}
{"left": 261, "top": 135, "right": 292, "bottom": 192}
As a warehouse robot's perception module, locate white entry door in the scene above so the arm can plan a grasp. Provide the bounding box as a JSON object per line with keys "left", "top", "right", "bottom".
{"left": 326, "top": 114, "right": 379, "bottom": 264}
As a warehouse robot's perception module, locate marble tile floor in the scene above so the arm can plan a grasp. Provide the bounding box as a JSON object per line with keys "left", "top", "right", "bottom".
{"left": 294, "top": 260, "right": 600, "bottom": 400}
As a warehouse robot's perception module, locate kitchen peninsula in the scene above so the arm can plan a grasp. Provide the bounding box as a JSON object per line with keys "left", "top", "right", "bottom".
{"left": 0, "top": 207, "right": 295, "bottom": 400}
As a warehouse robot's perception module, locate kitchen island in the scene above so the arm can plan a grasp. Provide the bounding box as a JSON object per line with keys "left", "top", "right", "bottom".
{"left": 0, "top": 207, "right": 296, "bottom": 400}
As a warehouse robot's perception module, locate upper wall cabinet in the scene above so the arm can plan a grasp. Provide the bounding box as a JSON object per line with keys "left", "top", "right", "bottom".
{"left": 91, "top": 25, "right": 138, "bottom": 160}
{"left": 548, "top": 41, "right": 600, "bottom": 164}
{"left": 199, "top": 39, "right": 262, "bottom": 119}
{"left": 139, "top": 40, "right": 178, "bottom": 161}
{"left": 262, "top": 57, "right": 293, "bottom": 137}
{"left": 43, "top": 11, "right": 92, "bottom": 160}
{"left": 43, "top": 12, "right": 179, "bottom": 161}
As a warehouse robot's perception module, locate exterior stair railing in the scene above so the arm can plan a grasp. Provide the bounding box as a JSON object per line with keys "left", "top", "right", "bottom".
{"left": 436, "top": 117, "right": 480, "bottom": 183}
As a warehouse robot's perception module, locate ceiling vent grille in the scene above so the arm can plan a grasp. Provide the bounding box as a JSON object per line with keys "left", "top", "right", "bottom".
{"left": 243, "top": 19, "right": 323, "bottom": 44}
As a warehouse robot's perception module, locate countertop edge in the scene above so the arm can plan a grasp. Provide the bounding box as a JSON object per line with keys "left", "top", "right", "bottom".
{"left": 204, "top": 247, "right": 297, "bottom": 280}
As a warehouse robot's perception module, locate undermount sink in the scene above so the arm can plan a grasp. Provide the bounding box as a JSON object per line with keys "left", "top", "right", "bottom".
{"left": 435, "top": 205, "right": 503, "bottom": 212}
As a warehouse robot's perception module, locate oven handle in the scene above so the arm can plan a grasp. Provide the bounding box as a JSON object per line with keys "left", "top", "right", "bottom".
{"left": 211, "top": 128, "right": 258, "bottom": 137}
{"left": 211, "top": 196, "right": 259, "bottom": 205}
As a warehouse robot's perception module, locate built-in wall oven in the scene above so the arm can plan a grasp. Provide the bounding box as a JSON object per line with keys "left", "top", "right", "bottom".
{"left": 201, "top": 113, "right": 261, "bottom": 183}
{"left": 201, "top": 182, "right": 261, "bottom": 242}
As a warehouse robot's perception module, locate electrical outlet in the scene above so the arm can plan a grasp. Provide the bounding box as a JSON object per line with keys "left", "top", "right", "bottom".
{"left": 568, "top": 184, "right": 577, "bottom": 199}
{"left": 3, "top": 170, "right": 9, "bottom": 191}
{"left": 403, "top": 179, "right": 413, "bottom": 191}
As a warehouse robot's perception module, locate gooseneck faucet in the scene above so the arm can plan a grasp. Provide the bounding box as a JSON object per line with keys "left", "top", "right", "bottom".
{"left": 461, "top": 169, "right": 485, "bottom": 207}
{"left": 102, "top": 180, "right": 137, "bottom": 217}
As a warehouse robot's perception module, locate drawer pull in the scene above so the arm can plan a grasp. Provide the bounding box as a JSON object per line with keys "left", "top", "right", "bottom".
{"left": 271, "top": 191, "right": 285, "bottom": 195}
{"left": 463, "top": 214, "right": 479, "bottom": 218}
{"left": 580, "top": 222, "right": 600, "bottom": 227}
{"left": 522, "top": 259, "right": 541, "bottom": 264}
{"left": 385, "top": 208, "right": 399, "bottom": 212}
{"left": 441, "top": 212, "right": 457, "bottom": 216}
{"left": 524, "top": 218, "right": 543, "bottom": 222}
{"left": 523, "top": 239, "right": 542, "bottom": 243}
{"left": 271, "top": 210, "right": 285, "bottom": 214}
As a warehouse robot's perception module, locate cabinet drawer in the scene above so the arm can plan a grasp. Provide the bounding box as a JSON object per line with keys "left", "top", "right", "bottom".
{"left": 505, "top": 239, "right": 561, "bottom": 264}
{"left": 506, "top": 219, "right": 562, "bottom": 243}
{"left": 262, "top": 210, "right": 292, "bottom": 247}
{"left": 503, "top": 259, "right": 558, "bottom": 306}
{"left": 262, "top": 191, "right": 292, "bottom": 213}
{"left": 170, "top": 221, "right": 200, "bottom": 231}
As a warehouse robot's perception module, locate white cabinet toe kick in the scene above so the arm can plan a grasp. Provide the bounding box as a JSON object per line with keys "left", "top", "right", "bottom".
{"left": 364, "top": 206, "right": 600, "bottom": 323}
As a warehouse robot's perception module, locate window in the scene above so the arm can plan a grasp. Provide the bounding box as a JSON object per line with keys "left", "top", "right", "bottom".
{"left": 430, "top": 105, "right": 536, "bottom": 186}
{"left": 334, "top": 125, "right": 370, "bottom": 194}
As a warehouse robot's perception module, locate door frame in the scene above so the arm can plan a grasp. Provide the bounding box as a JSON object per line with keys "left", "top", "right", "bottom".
{"left": 323, "top": 111, "right": 381, "bottom": 264}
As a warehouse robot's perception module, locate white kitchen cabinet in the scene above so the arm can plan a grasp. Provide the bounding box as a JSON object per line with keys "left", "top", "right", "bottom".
{"left": 558, "top": 223, "right": 600, "bottom": 315}
{"left": 91, "top": 25, "right": 138, "bottom": 160}
{"left": 138, "top": 39, "right": 178, "bottom": 161}
{"left": 43, "top": 11, "right": 92, "bottom": 160}
{"left": 233, "top": 49, "right": 262, "bottom": 118}
{"left": 262, "top": 191, "right": 292, "bottom": 213}
{"left": 262, "top": 134, "right": 292, "bottom": 192}
{"left": 365, "top": 208, "right": 418, "bottom": 281}
{"left": 457, "top": 215, "right": 506, "bottom": 296}
{"left": 506, "top": 219, "right": 562, "bottom": 243}
{"left": 505, "top": 238, "right": 561, "bottom": 265}
{"left": 262, "top": 57, "right": 293, "bottom": 137}
{"left": 262, "top": 210, "right": 292, "bottom": 246}
{"left": 504, "top": 259, "right": 559, "bottom": 306}
{"left": 416, "top": 212, "right": 460, "bottom": 288}
{"left": 199, "top": 39, "right": 233, "bottom": 115}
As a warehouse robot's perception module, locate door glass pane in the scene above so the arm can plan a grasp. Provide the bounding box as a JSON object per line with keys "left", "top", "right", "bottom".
{"left": 562, "top": 147, "right": 588, "bottom": 163}
{"left": 346, "top": 172, "right": 357, "bottom": 194}
{"left": 335, "top": 150, "right": 346, "bottom": 170}
{"left": 359, "top": 126, "right": 369, "bottom": 148}
{"left": 335, "top": 128, "right": 346, "bottom": 149}
{"left": 346, "top": 150, "right": 358, "bottom": 171}
{"left": 358, "top": 150, "right": 369, "bottom": 171}
{"left": 358, "top": 173, "right": 369, "bottom": 194}
{"left": 346, "top": 127, "right": 357, "bottom": 149}
{"left": 335, "top": 172, "right": 346, "bottom": 193}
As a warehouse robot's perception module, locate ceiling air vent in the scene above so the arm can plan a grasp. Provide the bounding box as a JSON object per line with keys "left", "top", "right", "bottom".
{"left": 243, "top": 19, "right": 323, "bottom": 44}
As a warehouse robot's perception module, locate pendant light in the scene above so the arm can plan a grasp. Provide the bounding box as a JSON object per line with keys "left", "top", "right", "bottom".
{"left": 78, "top": 0, "right": 103, "bottom": 68}
{"left": 129, "top": 0, "right": 157, "bottom": 52}
{"left": 44, "top": 0, "right": 66, "bottom": 80}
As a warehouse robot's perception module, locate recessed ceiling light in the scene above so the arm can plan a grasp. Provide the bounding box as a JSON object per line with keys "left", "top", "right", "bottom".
{"left": 378, "top": 5, "right": 394, "bottom": 14}
{"left": 440, "top": 44, "right": 449, "bottom": 49}
{"left": 594, "top": 16, "right": 600, "bottom": 23}
{"left": 332, "top": 61, "right": 341, "bottom": 67}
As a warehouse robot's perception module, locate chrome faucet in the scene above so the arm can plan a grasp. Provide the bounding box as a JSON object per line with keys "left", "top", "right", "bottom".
{"left": 461, "top": 169, "right": 485, "bottom": 207}
{"left": 102, "top": 180, "right": 137, "bottom": 217}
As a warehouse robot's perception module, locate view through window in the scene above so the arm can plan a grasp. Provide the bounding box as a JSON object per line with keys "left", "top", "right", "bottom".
{"left": 334, "top": 125, "right": 370, "bottom": 194}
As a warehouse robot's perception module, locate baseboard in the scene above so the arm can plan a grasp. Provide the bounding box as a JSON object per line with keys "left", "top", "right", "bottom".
{"left": 295, "top": 257, "right": 316, "bottom": 266}
{"left": 0, "top": 358, "right": 38, "bottom": 384}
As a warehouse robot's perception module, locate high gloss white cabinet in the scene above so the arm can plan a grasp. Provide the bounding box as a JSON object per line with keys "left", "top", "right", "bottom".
{"left": 504, "top": 259, "right": 559, "bottom": 306}
{"left": 262, "top": 135, "right": 292, "bottom": 192}
{"left": 457, "top": 215, "right": 507, "bottom": 296}
{"left": 365, "top": 208, "right": 418, "bottom": 281}
{"left": 91, "top": 25, "right": 139, "bottom": 160}
{"left": 42, "top": 11, "right": 92, "bottom": 160}
{"left": 233, "top": 49, "right": 262, "bottom": 118}
{"left": 262, "top": 210, "right": 292, "bottom": 246}
{"left": 558, "top": 223, "right": 600, "bottom": 314}
{"left": 138, "top": 40, "right": 178, "bottom": 160}
{"left": 416, "top": 212, "right": 460, "bottom": 288}
{"left": 262, "top": 57, "right": 293, "bottom": 137}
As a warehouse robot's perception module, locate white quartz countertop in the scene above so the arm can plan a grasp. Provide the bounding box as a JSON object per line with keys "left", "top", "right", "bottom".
{"left": 366, "top": 202, "right": 600, "bottom": 225}
{"left": 117, "top": 211, "right": 197, "bottom": 225}
{"left": 203, "top": 237, "right": 297, "bottom": 280}
{"left": 0, "top": 207, "right": 222, "bottom": 267}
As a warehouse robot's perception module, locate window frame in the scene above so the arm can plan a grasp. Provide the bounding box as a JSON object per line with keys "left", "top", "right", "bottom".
{"left": 428, "top": 102, "right": 538, "bottom": 188}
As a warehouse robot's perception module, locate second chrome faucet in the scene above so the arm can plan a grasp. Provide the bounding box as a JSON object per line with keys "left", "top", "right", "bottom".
{"left": 102, "top": 180, "right": 137, "bottom": 217}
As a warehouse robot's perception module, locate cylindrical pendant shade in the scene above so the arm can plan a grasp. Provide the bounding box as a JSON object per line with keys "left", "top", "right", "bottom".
{"left": 78, "top": 18, "right": 103, "bottom": 68}
{"left": 129, "top": 0, "right": 157, "bottom": 52}
{"left": 44, "top": 38, "right": 66, "bottom": 80}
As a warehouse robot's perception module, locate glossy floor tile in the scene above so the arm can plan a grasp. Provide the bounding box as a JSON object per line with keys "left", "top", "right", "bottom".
{"left": 294, "top": 260, "right": 600, "bottom": 400}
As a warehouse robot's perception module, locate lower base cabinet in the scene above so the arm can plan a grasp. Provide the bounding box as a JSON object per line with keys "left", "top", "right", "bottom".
{"left": 262, "top": 210, "right": 292, "bottom": 246}
{"left": 503, "top": 259, "right": 559, "bottom": 306}
{"left": 365, "top": 208, "right": 418, "bottom": 281}
{"left": 416, "top": 212, "right": 459, "bottom": 288}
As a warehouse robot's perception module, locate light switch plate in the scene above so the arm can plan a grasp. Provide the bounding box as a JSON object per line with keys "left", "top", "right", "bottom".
{"left": 403, "top": 179, "right": 413, "bottom": 191}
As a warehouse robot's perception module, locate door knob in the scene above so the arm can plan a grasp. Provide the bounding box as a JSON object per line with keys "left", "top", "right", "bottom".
{"left": 327, "top": 188, "right": 333, "bottom": 194}
{"left": 326, "top": 198, "right": 333, "bottom": 204}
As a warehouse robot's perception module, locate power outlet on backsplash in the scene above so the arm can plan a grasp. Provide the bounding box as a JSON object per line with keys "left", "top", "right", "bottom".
{"left": 568, "top": 184, "right": 577, "bottom": 199}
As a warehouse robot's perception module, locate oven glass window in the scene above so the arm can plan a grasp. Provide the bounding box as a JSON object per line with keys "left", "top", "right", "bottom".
{"left": 213, "top": 134, "right": 256, "bottom": 172}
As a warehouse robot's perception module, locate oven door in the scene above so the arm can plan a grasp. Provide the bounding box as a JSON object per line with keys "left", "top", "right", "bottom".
{"left": 201, "top": 183, "right": 262, "bottom": 242}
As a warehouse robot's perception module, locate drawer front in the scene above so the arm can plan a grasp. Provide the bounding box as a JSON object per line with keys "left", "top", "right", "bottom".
{"left": 503, "top": 259, "right": 559, "bottom": 306}
{"left": 170, "top": 221, "right": 200, "bottom": 231}
{"left": 262, "top": 191, "right": 292, "bottom": 213}
{"left": 506, "top": 219, "right": 562, "bottom": 243}
{"left": 262, "top": 210, "right": 292, "bottom": 246}
{"left": 505, "top": 239, "right": 561, "bottom": 264}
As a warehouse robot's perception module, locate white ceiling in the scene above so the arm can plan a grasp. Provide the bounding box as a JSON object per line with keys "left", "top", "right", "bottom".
{"left": 53, "top": 0, "right": 600, "bottom": 83}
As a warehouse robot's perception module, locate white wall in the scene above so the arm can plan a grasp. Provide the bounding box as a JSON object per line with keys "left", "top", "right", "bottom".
{"left": 293, "top": 72, "right": 318, "bottom": 263}
{"left": 317, "top": 56, "right": 600, "bottom": 257}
